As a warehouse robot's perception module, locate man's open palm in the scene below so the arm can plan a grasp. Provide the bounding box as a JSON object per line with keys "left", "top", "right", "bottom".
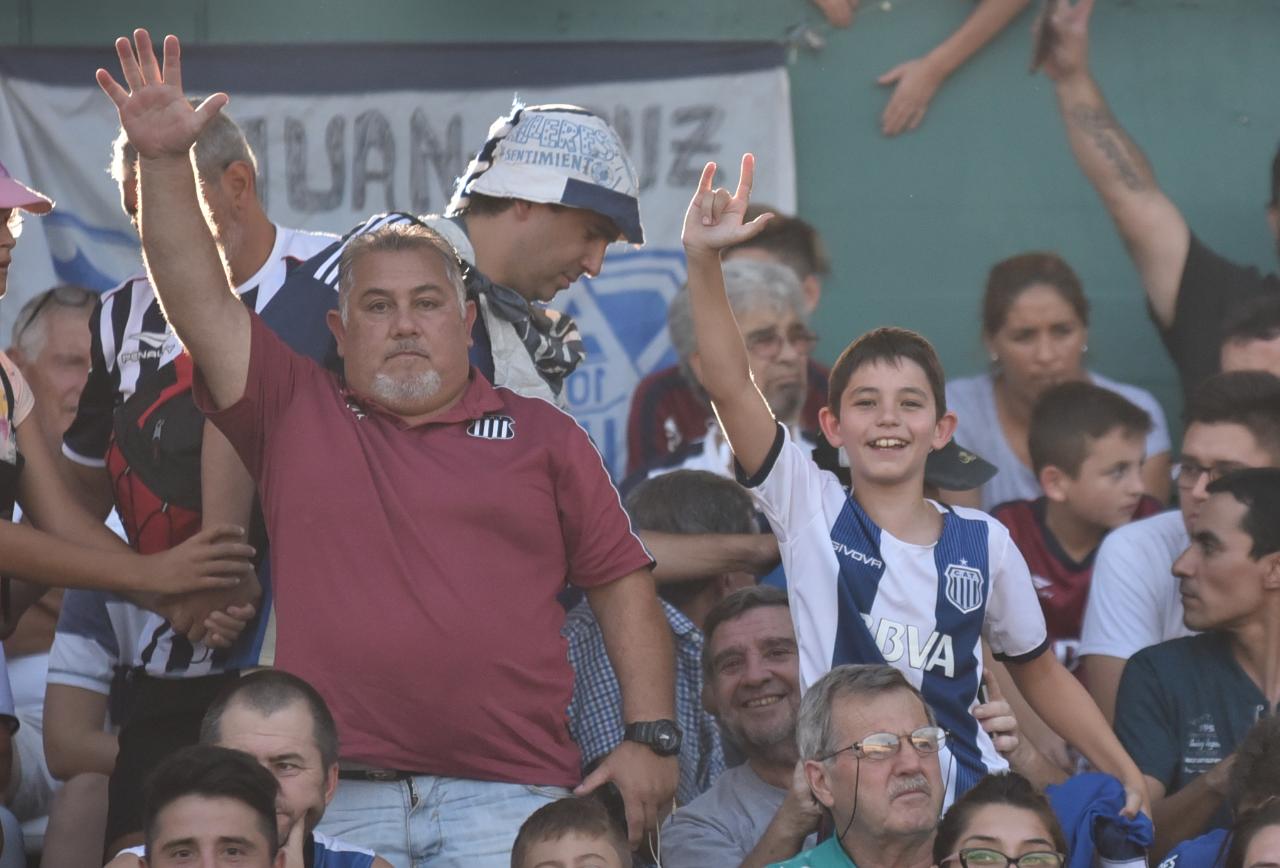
{"left": 681, "top": 154, "right": 773, "bottom": 257}
{"left": 96, "top": 29, "right": 228, "bottom": 160}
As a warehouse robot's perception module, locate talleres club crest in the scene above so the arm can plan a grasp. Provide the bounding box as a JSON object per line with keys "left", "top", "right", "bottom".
{"left": 944, "top": 560, "right": 985, "bottom": 615}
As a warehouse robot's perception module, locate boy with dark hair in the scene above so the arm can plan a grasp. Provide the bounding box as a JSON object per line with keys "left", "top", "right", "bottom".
{"left": 511, "top": 797, "right": 631, "bottom": 868}
{"left": 681, "top": 153, "right": 1146, "bottom": 810}
{"left": 992, "top": 381, "right": 1163, "bottom": 670}
{"left": 142, "top": 744, "right": 282, "bottom": 867}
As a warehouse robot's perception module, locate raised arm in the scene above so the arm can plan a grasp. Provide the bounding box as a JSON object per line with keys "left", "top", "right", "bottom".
{"left": 1041, "top": 0, "right": 1188, "bottom": 327}
{"left": 96, "top": 30, "right": 250, "bottom": 408}
{"left": 878, "top": 0, "right": 1031, "bottom": 136}
{"left": 682, "top": 156, "right": 779, "bottom": 477}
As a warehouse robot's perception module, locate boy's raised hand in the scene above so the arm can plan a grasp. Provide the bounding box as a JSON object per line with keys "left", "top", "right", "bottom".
{"left": 682, "top": 154, "right": 774, "bottom": 258}
{"left": 96, "top": 29, "right": 229, "bottom": 161}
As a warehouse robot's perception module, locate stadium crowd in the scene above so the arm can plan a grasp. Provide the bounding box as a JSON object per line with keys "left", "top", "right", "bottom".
{"left": 1, "top": 1, "right": 1280, "bottom": 866}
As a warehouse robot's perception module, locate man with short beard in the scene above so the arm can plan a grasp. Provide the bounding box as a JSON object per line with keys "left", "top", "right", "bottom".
{"left": 100, "top": 30, "right": 677, "bottom": 865}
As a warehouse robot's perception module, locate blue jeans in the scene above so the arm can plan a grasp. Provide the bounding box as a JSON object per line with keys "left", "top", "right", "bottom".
{"left": 316, "top": 775, "right": 570, "bottom": 868}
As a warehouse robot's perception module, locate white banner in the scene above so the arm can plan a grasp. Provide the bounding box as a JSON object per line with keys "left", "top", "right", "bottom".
{"left": 0, "top": 44, "right": 795, "bottom": 476}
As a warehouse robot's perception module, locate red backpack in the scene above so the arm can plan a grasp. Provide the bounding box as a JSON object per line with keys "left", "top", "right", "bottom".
{"left": 106, "top": 352, "right": 203, "bottom": 554}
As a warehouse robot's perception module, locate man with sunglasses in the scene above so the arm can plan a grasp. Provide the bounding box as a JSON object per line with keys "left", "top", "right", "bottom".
{"left": 769, "top": 664, "right": 948, "bottom": 868}
{"left": 1079, "top": 371, "right": 1280, "bottom": 724}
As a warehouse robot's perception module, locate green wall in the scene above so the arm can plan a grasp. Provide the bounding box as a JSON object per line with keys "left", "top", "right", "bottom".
{"left": 5, "top": 0, "right": 1278, "bottom": 433}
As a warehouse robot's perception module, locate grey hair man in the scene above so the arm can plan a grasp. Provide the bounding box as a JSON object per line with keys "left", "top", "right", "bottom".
{"left": 642, "top": 259, "right": 813, "bottom": 482}
{"left": 781, "top": 664, "right": 947, "bottom": 868}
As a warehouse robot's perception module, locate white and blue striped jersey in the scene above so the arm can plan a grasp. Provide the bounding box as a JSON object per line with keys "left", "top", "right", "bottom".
{"left": 741, "top": 425, "right": 1049, "bottom": 800}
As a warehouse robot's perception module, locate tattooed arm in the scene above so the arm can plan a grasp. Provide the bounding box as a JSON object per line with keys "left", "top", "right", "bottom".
{"left": 1041, "top": 0, "right": 1188, "bottom": 327}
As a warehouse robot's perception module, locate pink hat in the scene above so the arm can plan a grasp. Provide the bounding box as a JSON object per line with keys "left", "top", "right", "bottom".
{"left": 0, "top": 160, "right": 53, "bottom": 214}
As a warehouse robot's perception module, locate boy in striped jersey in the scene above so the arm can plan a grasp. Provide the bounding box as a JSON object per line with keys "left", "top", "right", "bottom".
{"left": 681, "top": 154, "right": 1147, "bottom": 811}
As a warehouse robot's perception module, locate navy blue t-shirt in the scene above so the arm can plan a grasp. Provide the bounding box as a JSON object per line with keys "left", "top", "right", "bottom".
{"left": 1115, "top": 632, "right": 1268, "bottom": 832}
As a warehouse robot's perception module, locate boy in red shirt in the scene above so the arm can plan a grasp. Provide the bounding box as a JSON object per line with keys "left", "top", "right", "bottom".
{"left": 992, "top": 381, "right": 1163, "bottom": 672}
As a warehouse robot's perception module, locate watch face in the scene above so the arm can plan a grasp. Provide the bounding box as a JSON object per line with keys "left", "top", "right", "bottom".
{"left": 654, "top": 721, "right": 681, "bottom": 753}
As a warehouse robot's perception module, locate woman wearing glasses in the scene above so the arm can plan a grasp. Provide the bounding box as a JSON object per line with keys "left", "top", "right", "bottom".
{"left": 934, "top": 773, "right": 1068, "bottom": 868}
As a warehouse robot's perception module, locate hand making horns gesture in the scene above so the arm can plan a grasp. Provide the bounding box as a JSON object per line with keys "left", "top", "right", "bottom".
{"left": 681, "top": 154, "right": 775, "bottom": 258}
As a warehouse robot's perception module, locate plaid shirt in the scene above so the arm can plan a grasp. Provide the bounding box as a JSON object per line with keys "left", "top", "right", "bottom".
{"left": 564, "top": 599, "right": 724, "bottom": 805}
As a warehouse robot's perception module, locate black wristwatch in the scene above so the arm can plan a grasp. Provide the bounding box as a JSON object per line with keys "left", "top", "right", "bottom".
{"left": 624, "top": 719, "right": 683, "bottom": 757}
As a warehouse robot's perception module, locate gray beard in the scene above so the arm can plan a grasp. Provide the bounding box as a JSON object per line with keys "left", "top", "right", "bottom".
{"left": 370, "top": 369, "right": 443, "bottom": 407}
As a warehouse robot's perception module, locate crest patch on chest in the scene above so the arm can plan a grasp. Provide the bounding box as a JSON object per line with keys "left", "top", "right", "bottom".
{"left": 467, "top": 414, "right": 516, "bottom": 440}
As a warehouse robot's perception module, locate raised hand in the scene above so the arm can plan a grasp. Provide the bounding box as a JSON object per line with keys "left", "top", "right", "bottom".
{"left": 96, "top": 29, "right": 229, "bottom": 161}
{"left": 681, "top": 154, "right": 773, "bottom": 258}
{"left": 812, "top": 0, "right": 860, "bottom": 28}
{"left": 1035, "top": 0, "right": 1095, "bottom": 82}
{"left": 877, "top": 58, "right": 944, "bottom": 136}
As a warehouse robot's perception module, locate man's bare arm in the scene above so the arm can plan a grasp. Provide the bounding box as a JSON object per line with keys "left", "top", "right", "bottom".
{"left": 97, "top": 30, "right": 250, "bottom": 408}
{"left": 1149, "top": 760, "right": 1230, "bottom": 860}
{"left": 1041, "top": 0, "right": 1188, "bottom": 327}
{"left": 58, "top": 455, "right": 115, "bottom": 521}
{"left": 1081, "top": 653, "right": 1126, "bottom": 725}
{"left": 578, "top": 569, "right": 678, "bottom": 847}
{"left": 640, "top": 531, "right": 778, "bottom": 584}
{"left": 683, "top": 156, "right": 780, "bottom": 478}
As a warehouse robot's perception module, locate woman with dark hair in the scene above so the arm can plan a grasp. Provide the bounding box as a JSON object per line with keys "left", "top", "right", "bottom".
{"left": 945, "top": 252, "right": 1172, "bottom": 510}
{"left": 1226, "top": 801, "right": 1280, "bottom": 868}
{"left": 933, "top": 773, "right": 1068, "bottom": 868}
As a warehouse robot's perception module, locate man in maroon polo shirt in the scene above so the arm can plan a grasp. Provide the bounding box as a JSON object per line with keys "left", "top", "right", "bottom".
{"left": 99, "top": 30, "right": 678, "bottom": 866}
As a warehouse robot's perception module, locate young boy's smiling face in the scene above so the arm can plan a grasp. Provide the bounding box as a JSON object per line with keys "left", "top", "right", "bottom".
{"left": 820, "top": 357, "right": 956, "bottom": 488}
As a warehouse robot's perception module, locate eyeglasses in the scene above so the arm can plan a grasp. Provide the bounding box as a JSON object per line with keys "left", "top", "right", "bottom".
{"left": 821, "top": 725, "right": 947, "bottom": 762}
{"left": 744, "top": 325, "right": 818, "bottom": 360}
{"left": 1175, "top": 459, "right": 1248, "bottom": 491}
{"left": 12, "top": 284, "right": 96, "bottom": 346}
{"left": 942, "top": 849, "right": 1065, "bottom": 868}
{"left": 3, "top": 210, "right": 21, "bottom": 239}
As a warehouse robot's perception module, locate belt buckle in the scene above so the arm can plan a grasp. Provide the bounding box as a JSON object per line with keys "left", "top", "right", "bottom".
{"left": 367, "top": 769, "right": 402, "bottom": 782}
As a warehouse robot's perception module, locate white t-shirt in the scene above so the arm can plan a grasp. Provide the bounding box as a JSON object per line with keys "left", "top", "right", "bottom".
{"left": 1079, "top": 509, "right": 1194, "bottom": 660}
{"left": 743, "top": 424, "right": 1048, "bottom": 802}
{"left": 946, "top": 371, "right": 1172, "bottom": 511}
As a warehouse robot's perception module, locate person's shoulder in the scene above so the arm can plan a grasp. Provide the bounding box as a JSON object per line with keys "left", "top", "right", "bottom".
{"left": 276, "top": 224, "right": 341, "bottom": 260}
{"left": 1088, "top": 371, "right": 1163, "bottom": 412}
{"left": 632, "top": 364, "right": 694, "bottom": 404}
{"left": 1100, "top": 509, "right": 1185, "bottom": 551}
{"left": 1157, "top": 827, "right": 1228, "bottom": 868}
{"left": 989, "top": 498, "right": 1035, "bottom": 524}
{"left": 944, "top": 502, "right": 1014, "bottom": 540}
{"left": 1131, "top": 633, "right": 1216, "bottom": 670}
{"left": 768, "top": 837, "right": 849, "bottom": 868}
{"left": 945, "top": 372, "right": 991, "bottom": 402}
{"left": 312, "top": 831, "right": 378, "bottom": 867}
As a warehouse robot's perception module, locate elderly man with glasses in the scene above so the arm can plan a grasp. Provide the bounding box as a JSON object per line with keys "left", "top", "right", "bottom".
{"left": 768, "top": 664, "right": 948, "bottom": 868}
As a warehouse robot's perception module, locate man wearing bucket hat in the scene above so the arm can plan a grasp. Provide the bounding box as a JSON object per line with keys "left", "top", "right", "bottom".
{"left": 278, "top": 102, "right": 644, "bottom": 406}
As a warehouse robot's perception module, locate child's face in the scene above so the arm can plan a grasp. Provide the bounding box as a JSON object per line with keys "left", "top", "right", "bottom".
{"left": 819, "top": 358, "right": 956, "bottom": 489}
{"left": 519, "top": 833, "right": 626, "bottom": 868}
{"left": 1046, "top": 428, "right": 1147, "bottom": 530}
